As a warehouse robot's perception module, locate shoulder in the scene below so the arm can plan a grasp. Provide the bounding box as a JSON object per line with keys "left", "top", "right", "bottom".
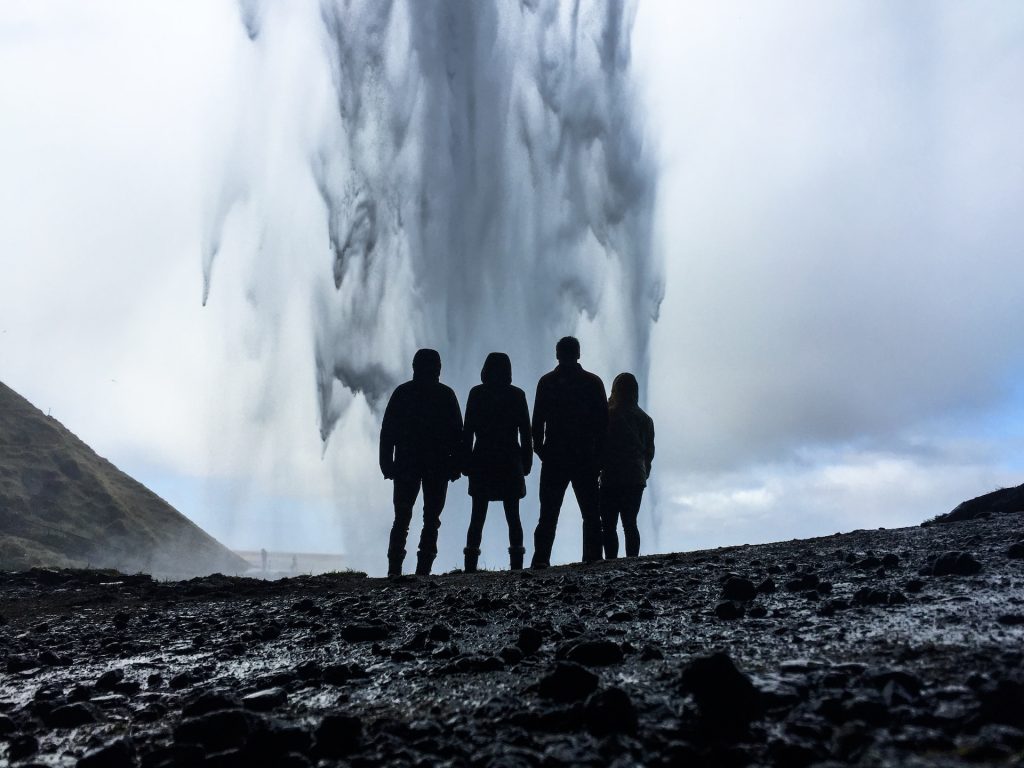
{"left": 440, "top": 383, "right": 458, "bottom": 399}
{"left": 582, "top": 369, "right": 606, "bottom": 392}
{"left": 389, "top": 380, "right": 415, "bottom": 400}
{"left": 536, "top": 370, "right": 558, "bottom": 390}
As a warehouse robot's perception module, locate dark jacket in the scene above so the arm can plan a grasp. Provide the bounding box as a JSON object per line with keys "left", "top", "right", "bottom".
{"left": 463, "top": 383, "right": 532, "bottom": 500}
{"left": 601, "top": 403, "right": 655, "bottom": 488}
{"left": 532, "top": 362, "right": 608, "bottom": 471}
{"left": 380, "top": 369, "right": 463, "bottom": 482}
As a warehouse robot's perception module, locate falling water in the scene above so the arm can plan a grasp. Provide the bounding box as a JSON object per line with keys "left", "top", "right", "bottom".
{"left": 201, "top": 0, "right": 662, "bottom": 568}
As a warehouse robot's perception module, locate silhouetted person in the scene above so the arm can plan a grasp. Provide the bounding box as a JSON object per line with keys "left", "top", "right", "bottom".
{"left": 462, "top": 353, "right": 533, "bottom": 572}
{"left": 531, "top": 336, "right": 608, "bottom": 567}
{"left": 380, "top": 348, "right": 463, "bottom": 577}
{"left": 600, "top": 372, "right": 655, "bottom": 558}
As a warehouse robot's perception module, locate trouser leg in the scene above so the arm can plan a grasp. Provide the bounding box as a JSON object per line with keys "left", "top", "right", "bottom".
{"left": 466, "top": 497, "right": 488, "bottom": 551}
{"left": 464, "top": 497, "right": 487, "bottom": 573}
{"left": 599, "top": 484, "right": 621, "bottom": 560}
{"left": 388, "top": 479, "right": 419, "bottom": 575}
{"left": 416, "top": 476, "right": 448, "bottom": 574}
{"left": 621, "top": 487, "right": 644, "bottom": 557}
{"left": 572, "top": 470, "right": 603, "bottom": 563}
{"left": 532, "top": 464, "right": 569, "bottom": 568}
{"left": 504, "top": 499, "right": 525, "bottom": 570}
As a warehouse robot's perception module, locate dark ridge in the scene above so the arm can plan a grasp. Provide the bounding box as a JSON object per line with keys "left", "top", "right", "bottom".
{"left": 0, "top": 381, "right": 248, "bottom": 577}
{"left": 923, "top": 483, "right": 1024, "bottom": 526}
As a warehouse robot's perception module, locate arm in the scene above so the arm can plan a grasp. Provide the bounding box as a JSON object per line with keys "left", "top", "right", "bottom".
{"left": 531, "top": 379, "right": 547, "bottom": 459}
{"left": 379, "top": 389, "right": 400, "bottom": 479}
{"left": 461, "top": 389, "right": 478, "bottom": 475}
{"left": 518, "top": 389, "right": 533, "bottom": 476}
{"left": 645, "top": 416, "right": 655, "bottom": 479}
{"left": 446, "top": 388, "right": 464, "bottom": 481}
{"left": 593, "top": 377, "right": 609, "bottom": 462}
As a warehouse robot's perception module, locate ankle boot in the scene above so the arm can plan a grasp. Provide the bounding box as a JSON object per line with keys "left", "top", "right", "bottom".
{"left": 415, "top": 552, "right": 435, "bottom": 576}
{"left": 508, "top": 546, "right": 525, "bottom": 571}
{"left": 464, "top": 547, "right": 480, "bottom": 573}
{"left": 387, "top": 550, "right": 405, "bottom": 578}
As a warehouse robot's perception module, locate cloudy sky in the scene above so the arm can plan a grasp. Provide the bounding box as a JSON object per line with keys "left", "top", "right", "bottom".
{"left": 2, "top": 1, "right": 1022, "bottom": 574}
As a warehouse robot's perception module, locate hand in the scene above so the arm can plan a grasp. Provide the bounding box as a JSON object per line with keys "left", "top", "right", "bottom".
{"left": 380, "top": 462, "right": 395, "bottom": 480}
{"left": 449, "top": 469, "right": 462, "bottom": 482}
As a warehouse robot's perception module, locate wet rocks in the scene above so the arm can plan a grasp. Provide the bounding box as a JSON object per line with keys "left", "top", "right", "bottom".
{"left": 77, "top": 738, "right": 134, "bottom": 768}
{"left": 44, "top": 702, "right": 96, "bottom": 728}
{"left": 584, "top": 687, "right": 637, "bottom": 736}
{"left": 314, "top": 713, "right": 362, "bottom": 757}
{"left": 517, "top": 626, "right": 544, "bottom": 655}
{"left": 925, "top": 551, "right": 983, "bottom": 576}
{"left": 714, "top": 601, "right": 745, "bottom": 620}
{"left": 243, "top": 687, "right": 288, "bottom": 711}
{"left": 175, "top": 709, "right": 263, "bottom": 751}
{"left": 721, "top": 576, "right": 756, "bottom": 601}
{"left": 557, "top": 637, "right": 624, "bottom": 666}
{"left": 1008, "top": 541, "right": 1024, "bottom": 559}
{"left": 537, "top": 662, "right": 599, "bottom": 702}
{"left": 679, "top": 652, "right": 762, "bottom": 732}
{"left": 340, "top": 622, "right": 392, "bottom": 642}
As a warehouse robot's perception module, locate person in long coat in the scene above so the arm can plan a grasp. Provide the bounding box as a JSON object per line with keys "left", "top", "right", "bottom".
{"left": 461, "top": 352, "right": 533, "bottom": 571}
{"left": 599, "top": 372, "right": 655, "bottom": 558}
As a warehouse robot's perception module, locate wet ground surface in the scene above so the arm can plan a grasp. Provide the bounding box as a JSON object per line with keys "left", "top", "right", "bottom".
{"left": 2, "top": 514, "right": 1023, "bottom": 767}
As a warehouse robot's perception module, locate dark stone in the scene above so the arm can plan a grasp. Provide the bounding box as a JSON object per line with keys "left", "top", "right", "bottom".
{"left": 714, "top": 601, "right": 745, "bottom": 620}
{"left": 95, "top": 669, "right": 125, "bottom": 691}
{"left": 978, "top": 676, "right": 1024, "bottom": 727}
{"left": 559, "top": 638, "right": 623, "bottom": 666}
{"left": 77, "top": 738, "right": 134, "bottom": 768}
{"left": 0, "top": 714, "right": 15, "bottom": 735}
{"left": 881, "top": 553, "right": 900, "bottom": 569}
{"left": 679, "top": 652, "right": 762, "bottom": 731}
{"left": 295, "top": 660, "right": 321, "bottom": 680}
{"left": 44, "top": 702, "right": 96, "bottom": 727}
{"left": 1008, "top": 543, "right": 1024, "bottom": 559}
{"left": 175, "top": 709, "right": 262, "bottom": 751}
{"left": 722, "top": 577, "right": 757, "bottom": 601}
{"left": 428, "top": 623, "right": 452, "bottom": 641}
{"left": 537, "top": 662, "right": 599, "bottom": 702}
{"left": 905, "top": 579, "right": 925, "bottom": 593}
{"left": 997, "top": 614, "right": 1024, "bottom": 626}
{"left": 756, "top": 578, "right": 776, "bottom": 594}
{"left": 517, "top": 626, "right": 544, "bottom": 655}
{"left": 8, "top": 734, "right": 39, "bottom": 761}
{"left": 169, "top": 672, "right": 196, "bottom": 690}
{"left": 500, "top": 646, "right": 524, "bottom": 665}
{"left": 323, "top": 663, "right": 367, "bottom": 685}
{"left": 340, "top": 623, "right": 392, "bottom": 642}
{"left": 242, "top": 687, "right": 287, "bottom": 711}
{"left": 929, "top": 551, "right": 983, "bottom": 576}
{"left": 7, "top": 654, "right": 37, "bottom": 673}
{"left": 315, "top": 713, "right": 362, "bottom": 757}
{"left": 584, "top": 687, "right": 637, "bottom": 736}
{"left": 640, "top": 644, "right": 664, "bottom": 661}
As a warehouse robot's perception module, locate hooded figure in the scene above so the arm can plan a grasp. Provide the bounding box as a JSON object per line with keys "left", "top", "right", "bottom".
{"left": 599, "top": 372, "right": 655, "bottom": 558}
{"left": 460, "top": 352, "right": 532, "bottom": 571}
{"left": 379, "top": 348, "right": 463, "bottom": 576}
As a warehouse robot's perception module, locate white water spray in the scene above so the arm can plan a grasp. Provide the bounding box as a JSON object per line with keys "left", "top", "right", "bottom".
{"left": 202, "top": 0, "right": 662, "bottom": 569}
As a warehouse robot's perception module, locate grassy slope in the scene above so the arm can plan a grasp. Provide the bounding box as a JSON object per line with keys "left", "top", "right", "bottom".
{"left": 0, "top": 381, "right": 248, "bottom": 576}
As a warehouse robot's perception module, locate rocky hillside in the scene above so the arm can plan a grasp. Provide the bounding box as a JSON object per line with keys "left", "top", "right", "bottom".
{"left": 0, "top": 512, "right": 1021, "bottom": 766}
{"left": 0, "top": 381, "right": 247, "bottom": 576}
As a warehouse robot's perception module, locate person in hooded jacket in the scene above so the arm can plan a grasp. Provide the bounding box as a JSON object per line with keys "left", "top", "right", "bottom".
{"left": 599, "top": 372, "right": 655, "bottom": 558}
{"left": 379, "top": 348, "right": 463, "bottom": 577}
{"left": 531, "top": 336, "right": 608, "bottom": 567}
{"left": 461, "top": 352, "right": 533, "bottom": 572}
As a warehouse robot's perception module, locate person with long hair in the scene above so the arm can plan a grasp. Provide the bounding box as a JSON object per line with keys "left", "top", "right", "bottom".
{"left": 462, "top": 352, "right": 533, "bottom": 571}
{"left": 600, "top": 372, "right": 655, "bottom": 558}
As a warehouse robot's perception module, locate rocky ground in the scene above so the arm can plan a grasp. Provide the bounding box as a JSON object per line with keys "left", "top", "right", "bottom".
{"left": 1, "top": 514, "right": 1023, "bottom": 767}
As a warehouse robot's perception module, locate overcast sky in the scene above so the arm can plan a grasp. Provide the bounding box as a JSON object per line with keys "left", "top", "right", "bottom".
{"left": 2, "top": 1, "right": 1022, "bottom": 574}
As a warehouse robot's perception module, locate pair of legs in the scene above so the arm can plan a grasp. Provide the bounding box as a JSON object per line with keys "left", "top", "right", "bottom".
{"left": 600, "top": 484, "right": 643, "bottom": 558}
{"left": 531, "top": 462, "right": 602, "bottom": 567}
{"left": 464, "top": 497, "right": 524, "bottom": 571}
{"left": 388, "top": 475, "right": 448, "bottom": 575}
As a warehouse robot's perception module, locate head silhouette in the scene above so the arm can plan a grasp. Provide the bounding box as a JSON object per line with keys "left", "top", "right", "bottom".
{"left": 412, "top": 348, "right": 442, "bottom": 381}
{"left": 480, "top": 352, "right": 513, "bottom": 385}
{"left": 609, "top": 372, "right": 639, "bottom": 410}
{"left": 555, "top": 336, "right": 581, "bottom": 363}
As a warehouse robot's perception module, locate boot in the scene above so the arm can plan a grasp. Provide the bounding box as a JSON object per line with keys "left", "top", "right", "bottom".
{"left": 415, "top": 551, "right": 435, "bottom": 576}
{"left": 387, "top": 550, "right": 405, "bottom": 578}
{"left": 464, "top": 547, "right": 480, "bottom": 573}
{"left": 509, "top": 546, "right": 525, "bottom": 571}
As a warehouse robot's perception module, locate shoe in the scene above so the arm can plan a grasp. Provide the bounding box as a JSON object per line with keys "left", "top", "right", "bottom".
{"left": 464, "top": 547, "right": 480, "bottom": 573}
{"left": 509, "top": 546, "right": 525, "bottom": 571}
{"left": 387, "top": 550, "right": 405, "bottom": 578}
{"left": 415, "top": 553, "right": 435, "bottom": 576}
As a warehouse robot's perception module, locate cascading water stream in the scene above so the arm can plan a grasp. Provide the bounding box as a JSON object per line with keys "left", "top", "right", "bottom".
{"left": 202, "top": 0, "right": 662, "bottom": 569}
